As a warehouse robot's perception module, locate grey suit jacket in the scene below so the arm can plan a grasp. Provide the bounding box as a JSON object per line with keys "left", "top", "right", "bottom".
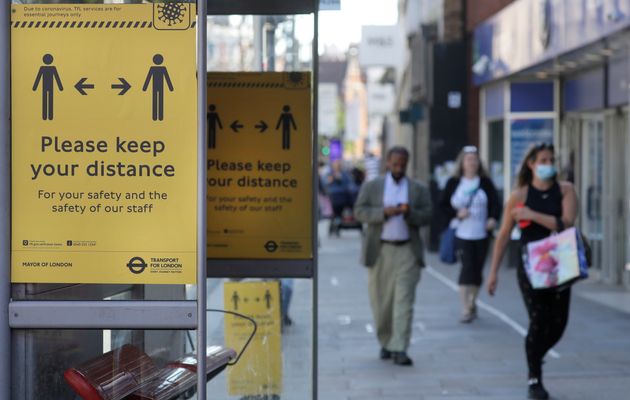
{"left": 354, "top": 176, "right": 432, "bottom": 267}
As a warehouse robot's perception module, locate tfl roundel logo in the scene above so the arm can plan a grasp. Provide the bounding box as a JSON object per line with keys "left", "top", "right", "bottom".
{"left": 127, "top": 257, "right": 148, "bottom": 274}
{"left": 264, "top": 241, "right": 278, "bottom": 253}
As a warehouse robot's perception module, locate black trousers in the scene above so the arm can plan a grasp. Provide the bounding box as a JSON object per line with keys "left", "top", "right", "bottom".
{"left": 456, "top": 238, "right": 489, "bottom": 286}
{"left": 517, "top": 264, "right": 571, "bottom": 379}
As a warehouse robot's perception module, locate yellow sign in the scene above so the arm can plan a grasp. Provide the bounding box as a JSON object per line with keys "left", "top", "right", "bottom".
{"left": 11, "top": 4, "right": 197, "bottom": 284}
{"left": 207, "top": 72, "right": 313, "bottom": 259}
{"left": 224, "top": 281, "right": 282, "bottom": 396}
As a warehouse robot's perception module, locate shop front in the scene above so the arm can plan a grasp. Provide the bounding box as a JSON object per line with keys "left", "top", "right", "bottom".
{"left": 473, "top": 0, "right": 630, "bottom": 289}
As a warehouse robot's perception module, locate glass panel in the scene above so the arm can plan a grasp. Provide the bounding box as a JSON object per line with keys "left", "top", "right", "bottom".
{"left": 10, "top": 3, "right": 316, "bottom": 399}
{"left": 207, "top": 15, "right": 313, "bottom": 72}
{"left": 205, "top": 278, "right": 313, "bottom": 399}
{"left": 625, "top": 112, "right": 630, "bottom": 287}
{"left": 203, "top": 12, "right": 315, "bottom": 398}
{"left": 12, "top": 329, "right": 209, "bottom": 400}
{"left": 11, "top": 280, "right": 313, "bottom": 399}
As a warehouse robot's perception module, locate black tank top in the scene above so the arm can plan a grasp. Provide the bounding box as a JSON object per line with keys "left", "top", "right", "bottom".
{"left": 520, "top": 181, "right": 563, "bottom": 244}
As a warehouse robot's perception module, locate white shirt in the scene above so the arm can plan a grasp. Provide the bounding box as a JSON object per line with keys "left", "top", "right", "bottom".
{"left": 381, "top": 173, "right": 410, "bottom": 241}
{"left": 450, "top": 176, "right": 488, "bottom": 240}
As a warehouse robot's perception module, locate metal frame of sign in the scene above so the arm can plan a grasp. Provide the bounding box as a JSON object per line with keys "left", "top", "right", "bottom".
{"left": 1, "top": 1, "right": 10, "bottom": 396}
{"left": 197, "top": 0, "right": 209, "bottom": 394}
{"left": 3, "top": 2, "right": 209, "bottom": 398}
{"left": 207, "top": 17, "right": 319, "bottom": 282}
{"left": 208, "top": 0, "right": 316, "bottom": 15}
{"left": 1, "top": 0, "right": 319, "bottom": 399}
{"left": 205, "top": 2, "right": 320, "bottom": 398}
{"left": 207, "top": 259, "right": 314, "bottom": 278}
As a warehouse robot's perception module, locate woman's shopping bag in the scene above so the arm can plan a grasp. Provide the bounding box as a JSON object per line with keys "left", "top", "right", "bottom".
{"left": 522, "top": 227, "right": 589, "bottom": 290}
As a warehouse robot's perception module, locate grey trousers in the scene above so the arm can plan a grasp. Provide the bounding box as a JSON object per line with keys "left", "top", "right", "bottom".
{"left": 368, "top": 242, "right": 420, "bottom": 352}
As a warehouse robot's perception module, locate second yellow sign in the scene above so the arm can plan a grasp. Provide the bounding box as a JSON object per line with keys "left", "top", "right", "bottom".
{"left": 206, "top": 72, "right": 313, "bottom": 260}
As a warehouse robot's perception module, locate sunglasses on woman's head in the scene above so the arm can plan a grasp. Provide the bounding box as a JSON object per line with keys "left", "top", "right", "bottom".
{"left": 534, "top": 142, "right": 554, "bottom": 151}
{"left": 462, "top": 145, "right": 478, "bottom": 153}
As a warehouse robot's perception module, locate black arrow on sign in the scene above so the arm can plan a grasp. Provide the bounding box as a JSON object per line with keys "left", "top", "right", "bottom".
{"left": 74, "top": 78, "right": 94, "bottom": 95}
{"left": 230, "top": 120, "right": 244, "bottom": 133}
{"left": 255, "top": 120, "right": 268, "bottom": 133}
{"left": 111, "top": 78, "right": 131, "bottom": 95}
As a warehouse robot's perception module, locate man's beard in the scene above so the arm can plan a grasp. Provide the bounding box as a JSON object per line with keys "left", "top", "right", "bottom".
{"left": 391, "top": 172, "right": 405, "bottom": 182}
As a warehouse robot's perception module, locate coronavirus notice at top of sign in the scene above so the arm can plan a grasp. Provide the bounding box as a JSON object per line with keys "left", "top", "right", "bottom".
{"left": 11, "top": 4, "right": 197, "bottom": 284}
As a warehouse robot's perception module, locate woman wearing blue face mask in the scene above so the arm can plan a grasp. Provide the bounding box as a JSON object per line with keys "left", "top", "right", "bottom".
{"left": 485, "top": 143, "right": 578, "bottom": 400}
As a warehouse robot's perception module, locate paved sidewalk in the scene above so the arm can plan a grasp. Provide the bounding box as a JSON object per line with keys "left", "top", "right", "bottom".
{"left": 318, "top": 228, "right": 630, "bottom": 400}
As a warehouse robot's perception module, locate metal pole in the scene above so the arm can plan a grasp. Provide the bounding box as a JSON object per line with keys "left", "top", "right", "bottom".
{"left": 264, "top": 18, "right": 276, "bottom": 71}
{"left": 253, "top": 16, "right": 263, "bottom": 71}
{"left": 627, "top": 40, "right": 630, "bottom": 280}
{"left": 312, "top": 3, "right": 319, "bottom": 399}
{"left": 0, "top": 0, "right": 10, "bottom": 397}
{"left": 196, "top": 0, "right": 208, "bottom": 397}
{"left": 291, "top": 16, "right": 298, "bottom": 70}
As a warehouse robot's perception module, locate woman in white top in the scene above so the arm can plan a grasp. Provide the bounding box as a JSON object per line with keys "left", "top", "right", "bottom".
{"left": 439, "top": 146, "right": 501, "bottom": 322}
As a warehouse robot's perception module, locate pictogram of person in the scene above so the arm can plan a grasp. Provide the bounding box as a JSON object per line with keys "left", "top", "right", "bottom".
{"left": 232, "top": 291, "right": 240, "bottom": 310}
{"left": 207, "top": 104, "right": 223, "bottom": 149}
{"left": 33, "top": 54, "right": 63, "bottom": 121}
{"left": 142, "top": 54, "right": 174, "bottom": 121}
{"left": 275, "top": 105, "right": 297, "bottom": 150}
{"left": 264, "top": 289, "right": 272, "bottom": 310}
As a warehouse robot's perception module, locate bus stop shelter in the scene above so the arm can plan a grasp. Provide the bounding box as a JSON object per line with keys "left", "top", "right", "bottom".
{"left": 0, "top": 0, "right": 320, "bottom": 398}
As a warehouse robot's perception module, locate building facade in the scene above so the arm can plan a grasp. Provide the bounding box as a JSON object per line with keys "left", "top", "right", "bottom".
{"left": 472, "top": 0, "right": 630, "bottom": 289}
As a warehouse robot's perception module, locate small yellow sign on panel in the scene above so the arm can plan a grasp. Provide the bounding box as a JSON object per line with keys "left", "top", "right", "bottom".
{"left": 206, "top": 72, "right": 313, "bottom": 260}
{"left": 11, "top": 4, "right": 197, "bottom": 284}
{"left": 224, "top": 281, "right": 282, "bottom": 396}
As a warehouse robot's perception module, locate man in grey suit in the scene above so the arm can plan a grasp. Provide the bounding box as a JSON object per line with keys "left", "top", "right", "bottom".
{"left": 354, "top": 146, "right": 432, "bottom": 366}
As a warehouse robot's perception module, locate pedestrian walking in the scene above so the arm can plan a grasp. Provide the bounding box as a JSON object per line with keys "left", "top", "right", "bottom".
{"left": 326, "top": 160, "right": 352, "bottom": 236}
{"left": 486, "top": 143, "right": 578, "bottom": 400}
{"left": 354, "top": 146, "right": 432, "bottom": 366}
{"left": 280, "top": 278, "right": 294, "bottom": 329}
{"left": 439, "top": 146, "right": 500, "bottom": 323}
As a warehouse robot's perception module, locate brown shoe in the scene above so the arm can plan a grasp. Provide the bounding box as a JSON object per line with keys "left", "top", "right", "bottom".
{"left": 392, "top": 352, "right": 413, "bottom": 366}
